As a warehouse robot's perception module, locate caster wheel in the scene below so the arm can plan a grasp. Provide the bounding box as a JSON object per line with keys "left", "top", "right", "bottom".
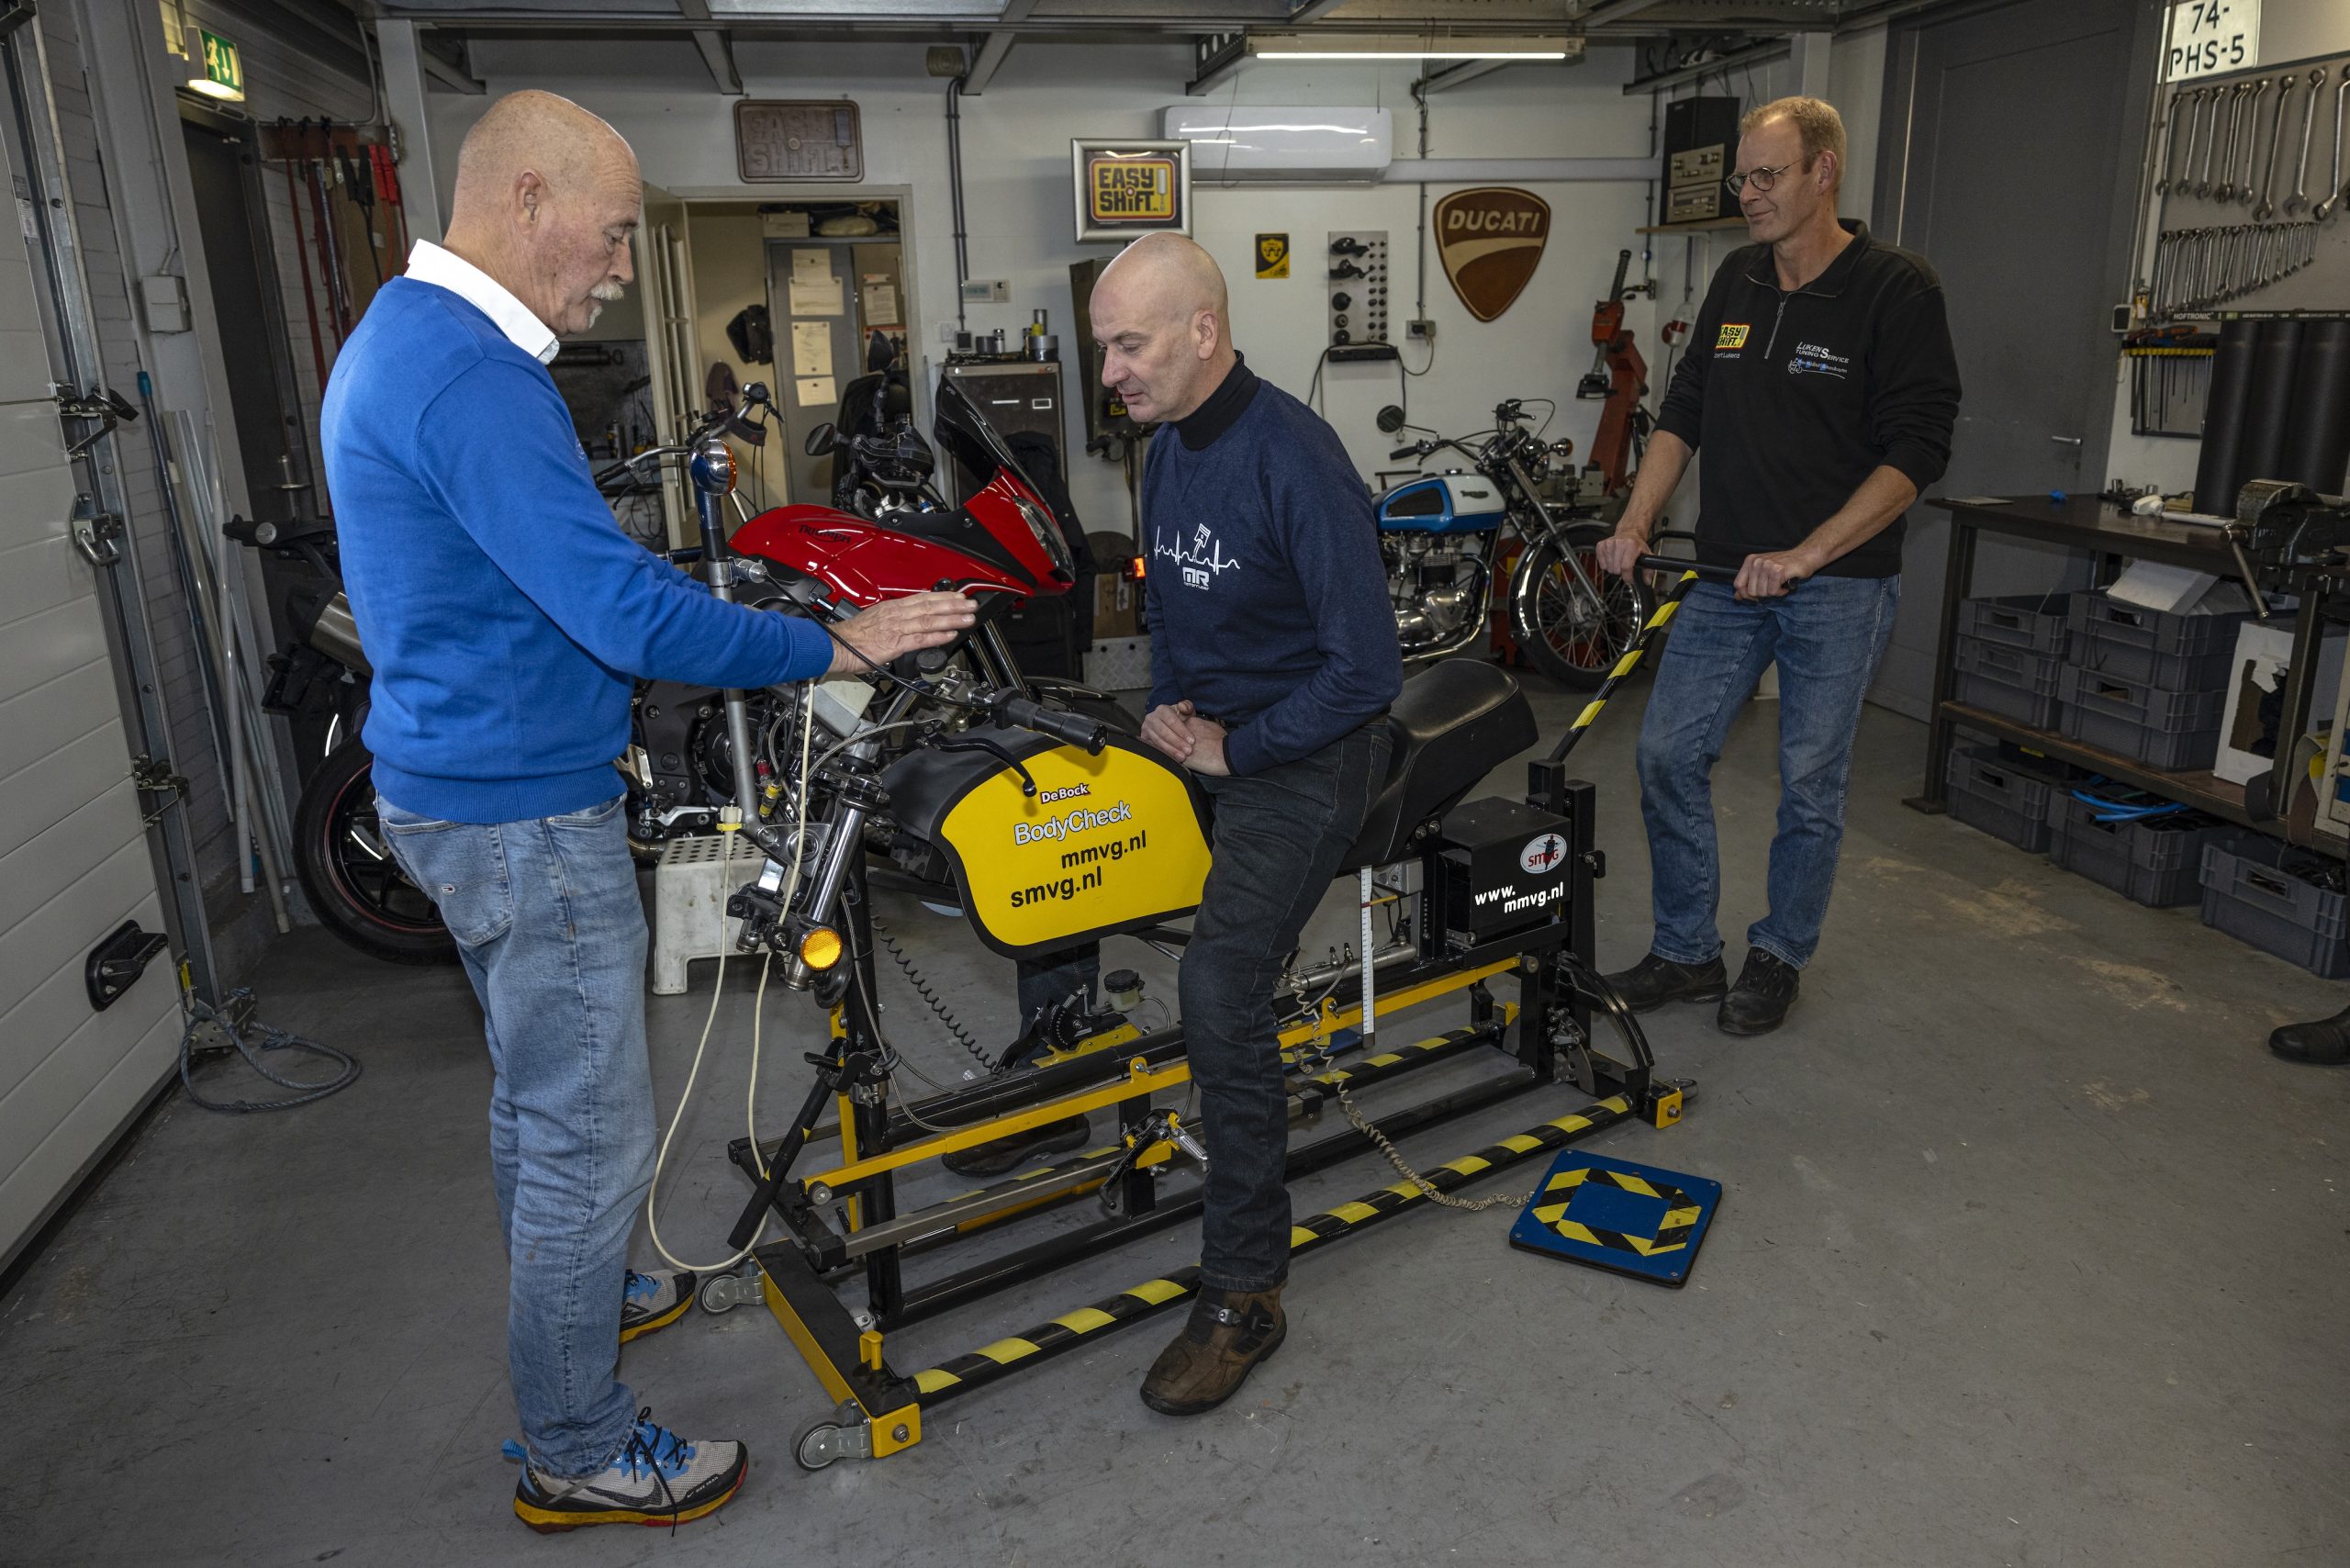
{"left": 794, "top": 1421, "right": 845, "bottom": 1472}
{"left": 698, "top": 1270, "right": 759, "bottom": 1315}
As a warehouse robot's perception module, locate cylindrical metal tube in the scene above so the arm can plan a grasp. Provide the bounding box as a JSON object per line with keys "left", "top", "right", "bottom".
{"left": 2239, "top": 316, "right": 2307, "bottom": 488}
{"left": 2281, "top": 316, "right": 2350, "bottom": 495}
{"left": 2194, "top": 317, "right": 2261, "bottom": 515}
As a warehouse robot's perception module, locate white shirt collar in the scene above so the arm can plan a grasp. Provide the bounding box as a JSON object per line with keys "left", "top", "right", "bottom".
{"left": 405, "top": 240, "right": 560, "bottom": 365}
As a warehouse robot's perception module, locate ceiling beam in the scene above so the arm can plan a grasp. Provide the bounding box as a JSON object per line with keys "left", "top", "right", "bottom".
{"left": 1285, "top": 0, "right": 1349, "bottom": 20}
{"left": 1576, "top": 0, "right": 1673, "bottom": 23}
{"left": 1418, "top": 58, "right": 1517, "bottom": 94}
{"left": 961, "top": 0, "right": 1033, "bottom": 95}
{"left": 679, "top": 0, "right": 744, "bottom": 95}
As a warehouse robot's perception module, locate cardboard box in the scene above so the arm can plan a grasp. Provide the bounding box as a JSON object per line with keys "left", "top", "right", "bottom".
{"left": 2215, "top": 620, "right": 2347, "bottom": 786}
{"left": 1093, "top": 571, "right": 1140, "bottom": 639}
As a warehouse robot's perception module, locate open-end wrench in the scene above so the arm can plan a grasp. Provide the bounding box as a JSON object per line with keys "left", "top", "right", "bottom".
{"left": 2252, "top": 73, "right": 2294, "bottom": 218}
{"left": 2286, "top": 67, "right": 2326, "bottom": 213}
{"left": 2316, "top": 66, "right": 2350, "bottom": 221}
{"left": 2153, "top": 89, "right": 2181, "bottom": 197}
{"left": 2179, "top": 86, "right": 2216, "bottom": 197}
{"left": 2209, "top": 81, "right": 2246, "bottom": 197}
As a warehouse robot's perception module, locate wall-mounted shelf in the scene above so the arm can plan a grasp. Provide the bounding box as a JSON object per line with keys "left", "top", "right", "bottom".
{"left": 1636, "top": 217, "right": 1747, "bottom": 234}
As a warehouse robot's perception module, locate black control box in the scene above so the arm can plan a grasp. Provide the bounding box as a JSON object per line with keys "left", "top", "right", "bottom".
{"left": 1429, "top": 796, "right": 1575, "bottom": 946}
{"left": 1660, "top": 95, "right": 1740, "bottom": 227}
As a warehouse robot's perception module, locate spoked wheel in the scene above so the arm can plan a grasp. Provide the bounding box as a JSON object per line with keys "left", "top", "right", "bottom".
{"left": 292, "top": 740, "right": 459, "bottom": 965}
{"left": 1508, "top": 522, "right": 1650, "bottom": 690}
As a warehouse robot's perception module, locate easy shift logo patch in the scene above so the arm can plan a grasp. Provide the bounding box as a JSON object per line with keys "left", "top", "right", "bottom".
{"left": 1716, "top": 323, "right": 1751, "bottom": 351}
{"left": 1434, "top": 187, "right": 1550, "bottom": 322}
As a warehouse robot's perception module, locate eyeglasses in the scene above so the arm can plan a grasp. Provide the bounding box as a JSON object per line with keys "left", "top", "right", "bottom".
{"left": 1723, "top": 161, "right": 1796, "bottom": 196}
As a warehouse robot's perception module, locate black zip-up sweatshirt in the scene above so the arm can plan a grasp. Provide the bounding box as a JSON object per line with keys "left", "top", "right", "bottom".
{"left": 1655, "top": 219, "right": 1961, "bottom": 579}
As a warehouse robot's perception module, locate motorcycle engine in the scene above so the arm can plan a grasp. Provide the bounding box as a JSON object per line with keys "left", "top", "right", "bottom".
{"left": 1385, "top": 532, "right": 1488, "bottom": 654}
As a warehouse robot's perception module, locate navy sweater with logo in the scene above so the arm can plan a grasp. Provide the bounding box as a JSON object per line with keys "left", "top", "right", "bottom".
{"left": 1656, "top": 219, "right": 1962, "bottom": 578}
{"left": 1143, "top": 358, "right": 1402, "bottom": 777}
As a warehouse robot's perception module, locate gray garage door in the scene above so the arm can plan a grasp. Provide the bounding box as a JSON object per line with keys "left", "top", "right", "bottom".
{"left": 0, "top": 98, "right": 183, "bottom": 1271}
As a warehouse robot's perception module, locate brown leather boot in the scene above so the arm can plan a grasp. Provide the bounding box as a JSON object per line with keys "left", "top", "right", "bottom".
{"left": 1138, "top": 1285, "right": 1287, "bottom": 1417}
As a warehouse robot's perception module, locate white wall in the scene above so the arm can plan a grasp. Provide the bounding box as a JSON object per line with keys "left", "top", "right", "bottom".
{"left": 435, "top": 37, "right": 1674, "bottom": 539}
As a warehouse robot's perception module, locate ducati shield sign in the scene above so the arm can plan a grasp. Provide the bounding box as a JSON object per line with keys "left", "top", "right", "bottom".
{"left": 1435, "top": 187, "right": 1551, "bottom": 323}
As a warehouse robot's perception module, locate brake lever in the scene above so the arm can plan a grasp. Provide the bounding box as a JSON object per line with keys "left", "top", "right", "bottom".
{"left": 933, "top": 733, "right": 1037, "bottom": 796}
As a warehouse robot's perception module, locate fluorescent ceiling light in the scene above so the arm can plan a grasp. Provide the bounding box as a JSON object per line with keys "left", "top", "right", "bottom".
{"left": 1250, "top": 35, "right": 1572, "bottom": 62}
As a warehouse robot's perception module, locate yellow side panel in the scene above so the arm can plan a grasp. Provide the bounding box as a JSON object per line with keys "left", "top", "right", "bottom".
{"left": 940, "top": 743, "right": 1212, "bottom": 952}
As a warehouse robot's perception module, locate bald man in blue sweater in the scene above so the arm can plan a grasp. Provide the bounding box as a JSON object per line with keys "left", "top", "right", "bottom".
{"left": 1092, "top": 234, "right": 1402, "bottom": 1418}
{"left": 322, "top": 91, "right": 969, "bottom": 1531}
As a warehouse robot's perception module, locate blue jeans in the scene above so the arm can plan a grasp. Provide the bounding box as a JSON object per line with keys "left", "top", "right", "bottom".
{"left": 379, "top": 792, "right": 653, "bottom": 1480}
{"left": 1183, "top": 724, "right": 1391, "bottom": 1294}
{"left": 1636, "top": 576, "right": 1900, "bottom": 971}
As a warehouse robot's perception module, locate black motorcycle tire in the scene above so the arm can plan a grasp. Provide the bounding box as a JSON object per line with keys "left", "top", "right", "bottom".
{"left": 1508, "top": 522, "right": 1651, "bottom": 691}
{"left": 293, "top": 739, "right": 460, "bottom": 966}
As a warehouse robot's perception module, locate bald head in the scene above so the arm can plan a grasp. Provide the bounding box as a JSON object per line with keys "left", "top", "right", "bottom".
{"left": 1090, "top": 234, "right": 1237, "bottom": 425}
{"left": 443, "top": 90, "right": 642, "bottom": 338}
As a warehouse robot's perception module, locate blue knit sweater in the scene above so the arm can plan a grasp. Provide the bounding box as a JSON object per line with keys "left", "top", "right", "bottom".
{"left": 1143, "top": 364, "right": 1402, "bottom": 776}
{"left": 322, "top": 277, "right": 831, "bottom": 823}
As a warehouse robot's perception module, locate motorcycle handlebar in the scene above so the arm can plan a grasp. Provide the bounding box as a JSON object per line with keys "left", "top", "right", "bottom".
{"left": 1389, "top": 445, "right": 1422, "bottom": 462}
{"left": 1635, "top": 554, "right": 1795, "bottom": 588}
{"left": 997, "top": 696, "right": 1108, "bottom": 756}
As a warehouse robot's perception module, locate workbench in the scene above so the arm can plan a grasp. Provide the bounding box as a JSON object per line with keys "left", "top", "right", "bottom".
{"left": 1904, "top": 493, "right": 2348, "bottom": 851}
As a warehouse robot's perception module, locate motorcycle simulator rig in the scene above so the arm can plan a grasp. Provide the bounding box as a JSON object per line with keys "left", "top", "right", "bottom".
{"left": 677, "top": 375, "right": 1722, "bottom": 1472}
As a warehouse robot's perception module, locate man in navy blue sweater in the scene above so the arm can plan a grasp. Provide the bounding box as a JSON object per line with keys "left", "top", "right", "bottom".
{"left": 1090, "top": 234, "right": 1402, "bottom": 1417}
{"left": 322, "top": 91, "right": 971, "bottom": 1532}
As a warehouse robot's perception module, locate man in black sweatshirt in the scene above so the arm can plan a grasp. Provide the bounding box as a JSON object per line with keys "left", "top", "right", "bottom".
{"left": 1090, "top": 232, "right": 1403, "bottom": 1417}
{"left": 1595, "top": 95, "right": 1961, "bottom": 1036}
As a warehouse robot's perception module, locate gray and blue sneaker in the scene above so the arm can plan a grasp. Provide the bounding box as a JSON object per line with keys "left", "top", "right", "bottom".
{"left": 511, "top": 1409, "right": 748, "bottom": 1533}
{"left": 620, "top": 1267, "right": 695, "bottom": 1345}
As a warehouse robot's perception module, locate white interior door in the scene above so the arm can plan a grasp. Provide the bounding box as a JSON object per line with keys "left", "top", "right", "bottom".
{"left": 0, "top": 104, "right": 182, "bottom": 1271}
{"left": 636, "top": 183, "right": 699, "bottom": 548}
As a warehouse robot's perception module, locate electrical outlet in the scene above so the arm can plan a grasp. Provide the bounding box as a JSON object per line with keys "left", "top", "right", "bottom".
{"left": 1406, "top": 319, "right": 1435, "bottom": 341}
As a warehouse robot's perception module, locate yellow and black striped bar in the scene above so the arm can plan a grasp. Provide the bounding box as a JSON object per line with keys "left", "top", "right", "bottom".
{"left": 906, "top": 1092, "right": 1636, "bottom": 1409}
{"left": 1291, "top": 1018, "right": 1514, "bottom": 1105}
{"left": 1546, "top": 555, "right": 1747, "bottom": 767}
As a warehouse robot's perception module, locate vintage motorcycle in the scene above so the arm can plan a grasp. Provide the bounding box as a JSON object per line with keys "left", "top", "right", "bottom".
{"left": 1375, "top": 398, "right": 1648, "bottom": 689}
{"left": 232, "top": 378, "right": 1121, "bottom": 965}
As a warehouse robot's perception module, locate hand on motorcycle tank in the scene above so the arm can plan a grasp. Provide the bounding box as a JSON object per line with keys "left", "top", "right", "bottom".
{"left": 827, "top": 590, "right": 978, "bottom": 675}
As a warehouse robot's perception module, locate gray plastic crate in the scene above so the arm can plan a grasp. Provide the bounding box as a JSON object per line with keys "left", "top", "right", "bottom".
{"left": 1953, "top": 633, "right": 2065, "bottom": 729}
{"left": 2066, "top": 595, "right": 2251, "bottom": 689}
{"left": 2048, "top": 794, "right": 2237, "bottom": 907}
{"left": 2198, "top": 836, "right": 2350, "bottom": 979}
{"left": 1944, "top": 745, "right": 2070, "bottom": 853}
{"left": 1956, "top": 593, "right": 2078, "bottom": 656}
{"left": 2056, "top": 665, "right": 2229, "bottom": 769}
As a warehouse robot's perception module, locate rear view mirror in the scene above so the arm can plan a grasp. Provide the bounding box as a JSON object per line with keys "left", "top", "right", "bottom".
{"left": 804, "top": 421, "right": 838, "bottom": 457}
{"left": 1375, "top": 404, "right": 1406, "bottom": 434}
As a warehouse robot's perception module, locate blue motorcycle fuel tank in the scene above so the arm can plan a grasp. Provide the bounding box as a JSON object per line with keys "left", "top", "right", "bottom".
{"left": 1375, "top": 473, "right": 1508, "bottom": 536}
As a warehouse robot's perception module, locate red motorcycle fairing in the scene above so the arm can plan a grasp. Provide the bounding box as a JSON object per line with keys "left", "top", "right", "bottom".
{"left": 727, "top": 465, "right": 1074, "bottom": 608}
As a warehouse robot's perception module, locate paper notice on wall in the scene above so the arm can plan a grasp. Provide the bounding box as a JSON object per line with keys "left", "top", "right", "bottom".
{"left": 789, "top": 276, "right": 844, "bottom": 317}
{"left": 861, "top": 283, "right": 900, "bottom": 324}
{"left": 789, "top": 321, "right": 833, "bottom": 378}
{"left": 791, "top": 248, "right": 832, "bottom": 283}
{"left": 795, "top": 375, "right": 837, "bottom": 409}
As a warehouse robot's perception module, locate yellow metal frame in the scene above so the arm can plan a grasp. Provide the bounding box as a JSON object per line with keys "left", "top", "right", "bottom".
{"left": 761, "top": 1271, "right": 923, "bottom": 1458}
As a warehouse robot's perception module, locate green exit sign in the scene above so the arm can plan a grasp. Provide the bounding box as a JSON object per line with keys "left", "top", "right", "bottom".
{"left": 194, "top": 28, "right": 243, "bottom": 100}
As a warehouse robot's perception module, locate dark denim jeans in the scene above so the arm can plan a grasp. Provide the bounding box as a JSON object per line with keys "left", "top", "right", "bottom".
{"left": 378, "top": 792, "right": 654, "bottom": 1481}
{"left": 1182, "top": 724, "right": 1391, "bottom": 1293}
{"left": 1636, "top": 575, "right": 1901, "bottom": 971}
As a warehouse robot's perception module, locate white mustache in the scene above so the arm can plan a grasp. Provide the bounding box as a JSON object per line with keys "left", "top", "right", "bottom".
{"left": 590, "top": 281, "right": 627, "bottom": 303}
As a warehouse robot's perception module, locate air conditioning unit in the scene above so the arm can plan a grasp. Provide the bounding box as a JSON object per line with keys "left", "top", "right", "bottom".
{"left": 1161, "top": 106, "right": 1393, "bottom": 183}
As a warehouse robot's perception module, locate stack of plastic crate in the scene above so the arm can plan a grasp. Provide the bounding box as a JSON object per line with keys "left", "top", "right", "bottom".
{"left": 2056, "top": 596, "right": 2253, "bottom": 771}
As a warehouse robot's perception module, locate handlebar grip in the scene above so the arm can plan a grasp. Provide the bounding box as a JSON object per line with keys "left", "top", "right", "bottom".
{"left": 1389, "top": 445, "right": 1421, "bottom": 462}
{"left": 1000, "top": 696, "right": 1107, "bottom": 756}
{"left": 1635, "top": 554, "right": 1769, "bottom": 586}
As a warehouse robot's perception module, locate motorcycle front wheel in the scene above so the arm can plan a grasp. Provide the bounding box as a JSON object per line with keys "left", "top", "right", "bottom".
{"left": 1507, "top": 523, "right": 1650, "bottom": 691}
{"left": 292, "top": 739, "right": 460, "bottom": 966}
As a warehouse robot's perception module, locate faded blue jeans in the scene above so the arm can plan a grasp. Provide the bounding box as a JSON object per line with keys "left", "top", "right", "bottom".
{"left": 1636, "top": 575, "right": 1900, "bottom": 971}
{"left": 379, "top": 791, "right": 653, "bottom": 1481}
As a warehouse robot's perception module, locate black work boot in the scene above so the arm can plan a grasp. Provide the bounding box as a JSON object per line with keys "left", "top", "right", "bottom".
{"left": 2269, "top": 1006, "right": 2350, "bottom": 1066}
{"left": 1718, "top": 947, "right": 1800, "bottom": 1036}
{"left": 940, "top": 1115, "right": 1092, "bottom": 1178}
{"left": 1139, "top": 1284, "right": 1287, "bottom": 1417}
{"left": 1601, "top": 952, "right": 1729, "bottom": 1014}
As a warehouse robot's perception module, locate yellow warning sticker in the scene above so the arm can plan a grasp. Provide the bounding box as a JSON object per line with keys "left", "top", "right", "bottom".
{"left": 1716, "top": 322, "right": 1750, "bottom": 349}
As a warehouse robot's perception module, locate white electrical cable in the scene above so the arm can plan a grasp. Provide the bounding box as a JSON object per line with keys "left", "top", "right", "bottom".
{"left": 643, "top": 681, "right": 821, "bottom": 1275}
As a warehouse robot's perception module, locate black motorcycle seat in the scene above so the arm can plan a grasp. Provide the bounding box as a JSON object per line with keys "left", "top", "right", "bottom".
{"left": 1340, "top": 658, "right": 1538, "bottom": 871}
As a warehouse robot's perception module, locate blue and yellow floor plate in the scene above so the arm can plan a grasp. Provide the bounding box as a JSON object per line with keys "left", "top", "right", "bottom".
{"left": 1506, "top": 1151, "right": 1719, "bottom": 1286}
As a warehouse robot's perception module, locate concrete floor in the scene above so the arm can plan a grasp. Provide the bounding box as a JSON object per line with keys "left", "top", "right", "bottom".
{"left": 4, "top": 679, "right": 2344, "bottom": 1568}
